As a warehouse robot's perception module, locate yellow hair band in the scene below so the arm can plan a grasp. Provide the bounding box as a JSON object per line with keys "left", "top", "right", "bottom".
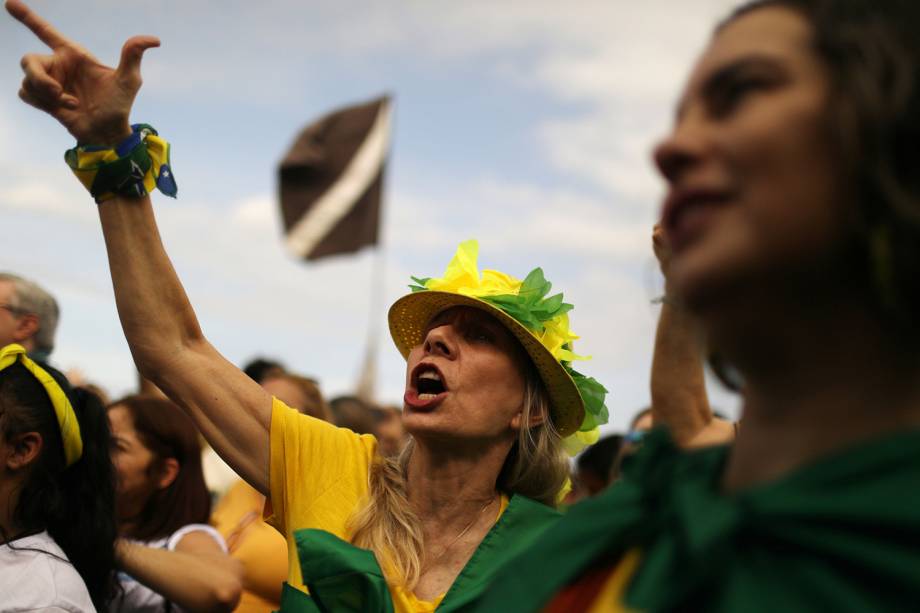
{"left": 0, "top": 344, "right": 82, "bottom": 467}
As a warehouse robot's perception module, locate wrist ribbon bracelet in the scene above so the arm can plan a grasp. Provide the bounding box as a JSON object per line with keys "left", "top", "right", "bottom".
{"left": 65, "top": 124, "right": 178, "bottom": 203}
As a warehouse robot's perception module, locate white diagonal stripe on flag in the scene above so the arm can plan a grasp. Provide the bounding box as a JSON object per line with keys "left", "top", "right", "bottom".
{"left": 284, "top": 100, "right": 392, "bottom": 258}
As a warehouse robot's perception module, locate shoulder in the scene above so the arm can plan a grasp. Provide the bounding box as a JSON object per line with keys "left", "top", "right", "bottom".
{"left": 168, "top": 523, "right": 228, "bottom": 553}
{"left": 0, "top": 533, "right": 94, "bottom": 612}
{"left": 271, "top": 396, "right": 378, "bottom": 455}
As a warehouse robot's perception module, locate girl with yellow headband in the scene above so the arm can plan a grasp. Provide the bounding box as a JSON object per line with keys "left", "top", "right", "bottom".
{"left": 0, "top": 343, "right": 118, "bottom": 612}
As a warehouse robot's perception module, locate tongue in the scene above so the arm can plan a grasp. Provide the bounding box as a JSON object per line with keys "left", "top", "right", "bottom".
{"left": 404, "top": 390, "right": 445, "bottom": 410}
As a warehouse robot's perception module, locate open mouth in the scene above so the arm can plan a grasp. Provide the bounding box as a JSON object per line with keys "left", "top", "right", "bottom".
{"left": 413, "top": 363, "right": 447, "bottom": 398}
{"left": 405, "top": 363, "right": 449, "bottom": 409}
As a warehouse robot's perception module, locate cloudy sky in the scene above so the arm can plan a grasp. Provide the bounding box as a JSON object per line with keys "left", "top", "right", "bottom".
{"left": 1, "top": 0, "right": 742, "bottom": 431}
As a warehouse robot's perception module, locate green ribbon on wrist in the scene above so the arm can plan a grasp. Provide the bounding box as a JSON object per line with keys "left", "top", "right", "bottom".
{"left": 65, "top": 124, "right": 178, "bottom": 203}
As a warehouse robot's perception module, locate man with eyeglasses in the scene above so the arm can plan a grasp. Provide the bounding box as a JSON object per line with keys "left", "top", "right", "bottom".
{"left": 0, "top": 272, "right": 59, "bottom": 362}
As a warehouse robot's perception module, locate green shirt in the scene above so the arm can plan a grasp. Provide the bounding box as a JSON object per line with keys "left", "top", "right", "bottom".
{"left": 469, "top": 428, "right": 920, "bottom": 612}
{"left": 278, "top": 494, "right": 560, "bottom": 612}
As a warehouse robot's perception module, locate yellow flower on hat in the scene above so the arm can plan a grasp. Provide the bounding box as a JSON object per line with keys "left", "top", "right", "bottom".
{"left": 423, "top": 240, "right": 522, "bottom": 297}
{"left": 539, "top": 312, "right": 588, "bottom": 363}
{"left": 561, "top": 426, "right": 601, "bottom": 456}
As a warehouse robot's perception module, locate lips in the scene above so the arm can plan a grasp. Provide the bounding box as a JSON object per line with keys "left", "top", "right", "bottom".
{"left": 662, "top": 187, "right": 733, "bottom": 253}
{"left": 405, "top": 362, "right": 449, "bottom": 411}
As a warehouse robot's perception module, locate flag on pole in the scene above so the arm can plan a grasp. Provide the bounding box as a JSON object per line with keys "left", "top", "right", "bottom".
{"left": 278, "top": 95, "right": 392, "bottom": 261}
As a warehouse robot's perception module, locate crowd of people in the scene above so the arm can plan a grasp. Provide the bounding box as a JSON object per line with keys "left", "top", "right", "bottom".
{"left": 3, "top": 0, "right": 920, "bottom": 611}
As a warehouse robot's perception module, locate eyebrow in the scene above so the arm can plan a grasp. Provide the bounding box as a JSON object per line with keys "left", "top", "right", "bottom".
{"left": 675, "top": 53, "right": 787, "bottom": 122}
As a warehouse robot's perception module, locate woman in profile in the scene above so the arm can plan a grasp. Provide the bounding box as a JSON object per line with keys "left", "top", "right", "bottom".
{"left": 474, "top": 0, "right": 920, "bottom": 610}
{"left": 108, "top": 395, "right": 242, "bottom": 612}
{"left": 0, "top": 343, "right": 118, "bottom": 612}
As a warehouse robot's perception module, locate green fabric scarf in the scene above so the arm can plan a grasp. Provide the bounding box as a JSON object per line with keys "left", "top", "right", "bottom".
{"left": 467, "top": 428, "right": 920, "bottom": 612}
{"left": 277, "top": 494, "right": 560, "bottom": 612}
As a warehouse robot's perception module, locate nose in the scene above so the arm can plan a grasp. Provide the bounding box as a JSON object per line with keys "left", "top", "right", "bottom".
{"left": 652, "top": 114, "right": 707, "bottom": 185}
{"left": 423, "top": 324, "right": 457, "bottom": 359}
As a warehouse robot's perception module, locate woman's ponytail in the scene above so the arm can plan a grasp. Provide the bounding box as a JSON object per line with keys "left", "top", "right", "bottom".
{"left": 47, "top": 387, "right": 118, "bottom": 610}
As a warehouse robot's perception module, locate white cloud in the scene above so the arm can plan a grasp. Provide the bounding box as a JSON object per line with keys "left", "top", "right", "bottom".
{"left": 387, "top": 178, "right": 656, "bottom": 262}
{"left": 230, "top": 194, "right": 278, "bottom": 231}
{"left": 0, "top": 177, "right": 95, "bottom": 222}
{"left": 538, "top": 109, "right": 669, "bottom": 203}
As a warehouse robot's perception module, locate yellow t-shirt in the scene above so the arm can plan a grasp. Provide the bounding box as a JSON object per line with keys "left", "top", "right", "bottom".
{"left": 212, "top": 479, "right": 287, "bottom": 613}
{"left": 268, "top": 398, "right": 487, "bottom": 612}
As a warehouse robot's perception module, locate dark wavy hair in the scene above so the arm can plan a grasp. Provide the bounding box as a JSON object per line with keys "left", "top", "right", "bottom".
{"left": 110, "top": 395, "right": 210, "bottom": 541}
{"left": 0, "top": 361, "right": 118, "bottom": 611}
{"left": 723, "top": 0, "right": 920, "bottom": 337}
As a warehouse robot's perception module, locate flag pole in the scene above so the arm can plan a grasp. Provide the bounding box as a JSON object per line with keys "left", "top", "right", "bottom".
{"left": 355, "top": 95, "right": 393, "bottom": 404}
{"left": 355, "top": 242, "right": 386, "bottom": 402}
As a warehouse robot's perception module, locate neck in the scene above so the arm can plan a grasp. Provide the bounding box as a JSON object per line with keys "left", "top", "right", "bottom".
{"left": 406, "top": 437, "right": 510, "bottom": 522}
{"left": 710, "top": 296, "right": 920, "bottom": 492}
{"left": 116, "top": 502, "right": 145, "bottom": 538}
{"left": 0, "top": 478, "right": 25, "bottom": 543}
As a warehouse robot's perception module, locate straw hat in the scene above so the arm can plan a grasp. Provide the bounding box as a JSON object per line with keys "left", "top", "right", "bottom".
{"left": 387, "top": 240, "right": 608, "bottom": 443}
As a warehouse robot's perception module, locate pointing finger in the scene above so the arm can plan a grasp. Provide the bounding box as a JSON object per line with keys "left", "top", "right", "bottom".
{"left": 6, "top": 0, "right": 73, "bottom": 50}
{"left": 116, "top": 35, "right": 160, "bottom": 85}
{"left": 20, "top": 53, "right": 62, "bottom": 99}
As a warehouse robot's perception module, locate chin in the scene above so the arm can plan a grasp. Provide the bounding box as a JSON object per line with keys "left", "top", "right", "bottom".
{"left": 401, "top": 412, "right": 449, "bottom": 438}
{"left": 673, "top": 255, "right": 775, "bottom": 345}
{"left": 671, "top": 223, "right": 767, "bottom": 300}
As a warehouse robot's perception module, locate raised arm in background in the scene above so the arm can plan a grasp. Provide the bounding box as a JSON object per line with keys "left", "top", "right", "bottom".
{"left": 650, "top": 224, "right": 735, "bottom": 447}
{"left": 7, "top": 0, "right": 272, "bottom": 493}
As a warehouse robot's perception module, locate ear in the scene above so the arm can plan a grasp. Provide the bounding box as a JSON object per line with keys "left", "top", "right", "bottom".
{"left": 509, "top": 406, "right": 546, "bottom": 431}
{"left": 4, "top": 431, "right": 43, "bottom": 471}
{"left": 154, "top": 457, "right": 180, "bottom": 490}
{"left": 11, "top": 313, "right": 39, "bottom": 345}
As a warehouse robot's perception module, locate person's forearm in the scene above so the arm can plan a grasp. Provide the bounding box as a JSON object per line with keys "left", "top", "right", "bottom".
{"left": 116, "top": 539, "right": 242, "bottom": 613}
{"left": 97, "top": 193, "right": 272, "bottom": 492}
{"left": 650, "top": 299, "right": 713, "bottom": 445}
{"left": 97, "top": 195, "right": 204, "bottom": 381}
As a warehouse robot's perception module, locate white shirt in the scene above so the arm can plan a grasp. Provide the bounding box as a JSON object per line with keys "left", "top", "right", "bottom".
{"left": 109, "top": 524, "right": 226, "bottom": 613}
{"left": 0, "top": 530, "right": 96, "bottom": 612}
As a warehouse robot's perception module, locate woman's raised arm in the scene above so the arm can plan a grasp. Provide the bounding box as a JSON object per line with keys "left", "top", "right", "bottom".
{"left": 7, "top": 0, "right": 272, "bottom": 493}
{"left": 649, "top": 224, "right": 734, "bottom": 447}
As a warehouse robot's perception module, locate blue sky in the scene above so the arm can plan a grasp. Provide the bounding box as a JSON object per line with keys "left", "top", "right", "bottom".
{"left": 1, "top": 0, "right": 742, "bottom": 431}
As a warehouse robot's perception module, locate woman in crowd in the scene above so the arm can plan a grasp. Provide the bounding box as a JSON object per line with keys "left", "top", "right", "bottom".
{"left": 108, "top": 395, "right": 242, "bottom": 612}
{"left": 474, "top": 0, "right": 920, "bottom": 610}
{"left": 0, "top": 343, "right": 117, "bottom": 612}
{"left": 5, "top": 4, "right": 608, "bottom": 612}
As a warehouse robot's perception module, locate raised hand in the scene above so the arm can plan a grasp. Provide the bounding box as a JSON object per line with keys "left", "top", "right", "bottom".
{"left": 652, "top": 223, "right": 673, "bottom": 279}
{"left": 6, "top": 0, "right": 159, "bottom": 145}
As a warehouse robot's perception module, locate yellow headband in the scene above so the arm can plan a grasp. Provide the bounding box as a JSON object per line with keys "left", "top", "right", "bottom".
{"left": 0, "top": 344, "right": 83, "bottom": 467}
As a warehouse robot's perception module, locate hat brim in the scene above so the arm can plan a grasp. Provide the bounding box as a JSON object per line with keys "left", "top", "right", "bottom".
{"left": 388, "top": 291, "right": 584, "bottom": 437}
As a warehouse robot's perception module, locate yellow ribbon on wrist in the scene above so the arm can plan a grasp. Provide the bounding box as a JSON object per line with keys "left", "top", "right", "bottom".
{"left": 0, "top": 344, "right": 82, "bottom": 467}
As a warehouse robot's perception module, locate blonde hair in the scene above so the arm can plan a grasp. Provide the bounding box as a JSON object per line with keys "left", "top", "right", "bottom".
{"left": 347, "top": 370, "right": 567, "bottom": 589}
